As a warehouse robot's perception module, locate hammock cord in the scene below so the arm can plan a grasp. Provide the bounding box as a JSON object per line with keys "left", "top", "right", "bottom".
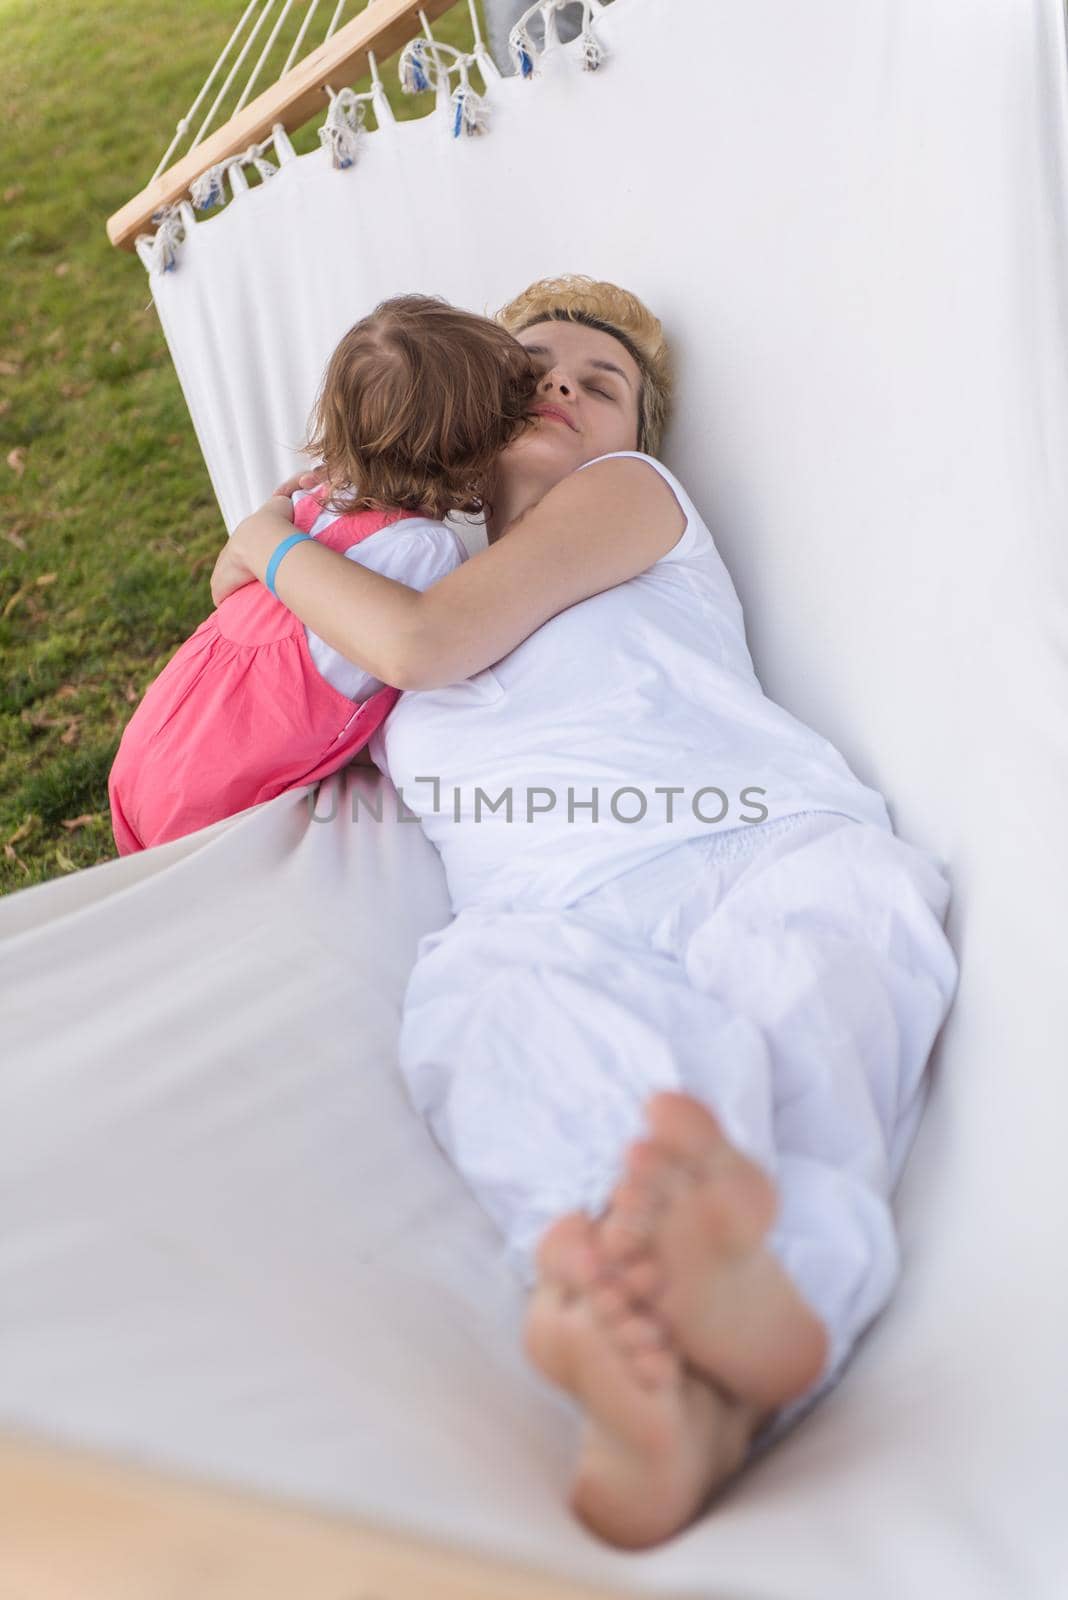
{"left": 280, "top": 0, "right": 328, "bottom": 78}
{"left": 151, "top": 0, "right": 358, "bottom": 186}
{"left": 509, "top": 0, "right": 605, "bottom": 78}
{"left": 152, "top": 1, "right": 601, "bottom": 184}
{"left": 192, "top": 0, "right": 282, "bottom": 149}
{"left": 234, "top": 0, "right": 300, "bottom": 114}
{"left": 150, "top": 0, "right": 264, "bottom": 181}
{"left": 138, "top": 0, "right": 609, "bottom": 273}
{"left": 323, "top": 0, "right": 349, "bottom": 44}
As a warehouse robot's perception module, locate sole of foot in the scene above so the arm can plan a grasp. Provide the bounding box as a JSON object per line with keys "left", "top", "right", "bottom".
{"left": 597, "top": 1091, "right": 830, "bottom": 1412}
{"left": 524, "top": 1211, "right": 764, "bottom": 1549}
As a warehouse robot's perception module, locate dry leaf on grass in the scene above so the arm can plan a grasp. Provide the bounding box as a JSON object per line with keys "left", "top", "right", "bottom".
{"left": 4, "top": 843, "right": 30, "bottom": 875}
{"left": 4, "top": 529, "right": 27, "bottom": 551}
{"left": 0, "top": 359, "right": 20, "bottom": 377}
{"left": 6, "top": 447, "right": 26, "bottom": 477}
{"left": 7, "top": 818, "right": 34, "bottom": 845}
{"left": 55, "top": 848, "right": 77, "bottom": 872}
{"left": 61, "top": 813, "right": 98, "bottom": 831}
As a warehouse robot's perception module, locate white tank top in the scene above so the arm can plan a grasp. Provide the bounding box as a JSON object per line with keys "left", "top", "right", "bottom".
{"left": 369, "top": 452, "right": 891, "bottom": 912}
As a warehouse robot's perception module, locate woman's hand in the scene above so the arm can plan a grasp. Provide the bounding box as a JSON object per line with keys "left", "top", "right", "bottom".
{"left": 210, "top": 534, "right": 258, "bottom": 609}
{"left": 210, "top": 494, "right": 295, "bottom": 607}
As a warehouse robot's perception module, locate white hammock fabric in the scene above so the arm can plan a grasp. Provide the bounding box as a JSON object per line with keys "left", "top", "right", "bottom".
{"left": 3, "top": 0, "right": 1068, "bottom": 1592}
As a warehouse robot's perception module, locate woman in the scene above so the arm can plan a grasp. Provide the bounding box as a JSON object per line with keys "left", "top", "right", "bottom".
{"left": 210, "top": 276, "right": 958, "bottom": 1548}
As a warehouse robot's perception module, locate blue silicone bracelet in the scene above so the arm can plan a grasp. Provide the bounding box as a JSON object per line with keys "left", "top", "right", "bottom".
{"left": 265, "top": 531, "right": 314, "bottom": 598}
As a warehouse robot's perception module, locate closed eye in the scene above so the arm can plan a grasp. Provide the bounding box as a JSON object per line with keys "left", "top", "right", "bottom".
{"left": 586, "top": 382, "right": 614, "bottom": 400}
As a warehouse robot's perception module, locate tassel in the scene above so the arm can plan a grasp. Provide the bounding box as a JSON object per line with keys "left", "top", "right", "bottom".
{"left": 191, "top": 136, "right": 279, "bottom": 208}
{"left": 135, "top": 205, "right": 185, "bottom": 275}
{"left": 319, "top": 89, "right": 367, "bottom": 169}
{"left": 190, "top": 164, "right": 225, "bottom": 211}
{"left": 450, "top": 83, "right": 488, "bottom": 138}
{"left": 509, "top": 22, "right": 536, "bottom": 78}
{"left": 579, "top": 23, "right": 604, "bottom": 71}
{"left": 399, "top": 38, "right": 432, "bottom": 94}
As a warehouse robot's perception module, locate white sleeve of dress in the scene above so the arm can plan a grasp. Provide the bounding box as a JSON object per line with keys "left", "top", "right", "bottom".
{"left": 304, "top": 519, "right": 469, "bottom": 703}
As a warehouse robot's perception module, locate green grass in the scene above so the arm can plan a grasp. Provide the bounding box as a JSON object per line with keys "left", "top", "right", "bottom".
{"left": 0, "top": 0, "right": 488, "bottom": 893}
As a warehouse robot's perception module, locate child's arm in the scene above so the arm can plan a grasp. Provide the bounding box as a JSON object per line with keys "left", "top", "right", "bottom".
{"left": 213, "top": 496, "right": 425, "bottom": 689}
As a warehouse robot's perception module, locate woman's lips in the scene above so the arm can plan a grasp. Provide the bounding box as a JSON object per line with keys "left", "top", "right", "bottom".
{"left": 532, "top": 405, "right": 577, "bottom": 431}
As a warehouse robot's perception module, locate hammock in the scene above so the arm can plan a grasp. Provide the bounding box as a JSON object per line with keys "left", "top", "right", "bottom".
{"left": 3, "top": 0, "right": 1068, "bottom": 1593}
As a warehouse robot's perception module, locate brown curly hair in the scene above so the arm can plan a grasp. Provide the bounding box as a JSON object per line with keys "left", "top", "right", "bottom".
{"left": 302, "top": 295, "right": 538, "bottom": 520}
{"left": 496, "top": 275, "right": 672, "bottom": 457}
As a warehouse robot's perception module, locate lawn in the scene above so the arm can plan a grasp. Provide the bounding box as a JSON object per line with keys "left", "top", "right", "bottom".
{"left": 0, "top": 0, "right": 489, "bottom": 894}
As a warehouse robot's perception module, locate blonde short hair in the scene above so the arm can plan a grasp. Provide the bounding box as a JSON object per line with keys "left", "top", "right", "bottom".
{"left": 496, "top": 274, "right": 671, "bottom": 456}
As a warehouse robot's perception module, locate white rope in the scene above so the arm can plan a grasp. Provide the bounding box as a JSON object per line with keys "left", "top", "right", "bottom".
{"left": 150, "top": 0, "right": 263, "bottom": 181}
{"left": 190, "top": 133, "right": 280, "bottom": 211}
{"left": 319, "top": 84, "right": 372, "bottom": 166}
{"left": 192, "top": 0, "right": 281, "bottom": 148}
{"left": 419, "top": 9, "right": 453, "bottom": 113}
{"left": 464, "top": 0, "right": 500, "bottom": 83}
{"left": 140, "top": 0, "right": 609, "bottom": 272}
{"left": 235, "top": 0, "right": 300, "bottom": 113}
{"left": 323, "top": 0, "right": 348, "bottom": 44}
{"left": 280, "top": 0, "right": 326, "bottom": 79}
{"left": 465, "top": 0, "right": 484, "bottom": 53}
{"left": 135, "top": 201, "right": 194, "bottom": 275}
{"left": 509, "top": 0, "right": 606, "bottom": 79}
{"left": 151, "top": 0, "right": 501, "bottom": 180}
{"left": 367, "top": 48, "right": 396, "bottom": 125}
{"left": 399, "top": 12, "right": 488, "bottom": 137}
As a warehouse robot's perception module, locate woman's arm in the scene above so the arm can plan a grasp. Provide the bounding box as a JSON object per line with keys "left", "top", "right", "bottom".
{"left": 216, "top": 458, "right": 684, "bottom": 691}
{"left": 409, "top": 457, "right": 684, "bottom": 690}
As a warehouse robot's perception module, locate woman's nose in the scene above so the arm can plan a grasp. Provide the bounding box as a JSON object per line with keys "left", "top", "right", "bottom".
{"left": 540, "top": 369, "right": 572, "bottom": 397}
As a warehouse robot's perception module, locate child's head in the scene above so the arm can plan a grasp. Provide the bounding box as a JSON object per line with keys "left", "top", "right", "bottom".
{"left": 303, "top": 295, "right": 538, "bottom": 520}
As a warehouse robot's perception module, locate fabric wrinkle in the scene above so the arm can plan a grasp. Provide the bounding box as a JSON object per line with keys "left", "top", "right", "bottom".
{"left": 395, "top": 806, "right": 959, "bottom": 1459}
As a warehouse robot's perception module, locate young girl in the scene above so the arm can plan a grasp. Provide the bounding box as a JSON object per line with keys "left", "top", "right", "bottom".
{"left": 107, "top": 295, "right": 536, "bottom": 854}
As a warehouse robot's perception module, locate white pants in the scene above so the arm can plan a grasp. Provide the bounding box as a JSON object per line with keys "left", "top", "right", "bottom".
{"left": 397, "top": 810, "right": 959, "bottom": 1450}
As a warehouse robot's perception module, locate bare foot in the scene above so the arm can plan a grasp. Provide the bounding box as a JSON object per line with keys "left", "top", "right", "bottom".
{"left": 598, "top": 1091, "right": 831, "bottom": 1412}
{"left": 523, "top": 1212, "right": 764, "bottom": 1549}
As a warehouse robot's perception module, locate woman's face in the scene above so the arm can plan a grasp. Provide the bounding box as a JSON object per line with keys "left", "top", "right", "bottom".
{"left": 501, "top": 318, "right": 643, "bottom": 488}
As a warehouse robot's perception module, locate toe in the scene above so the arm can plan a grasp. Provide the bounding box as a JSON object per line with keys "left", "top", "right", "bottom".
{"left": 646, "top": 1091, "right": 729, "bottom": 1166}
{"left": 620, "top": 1256, "right": 666, "bottom": 1301}
{"left": 599, "top": 1204, "right": 656, "bottom": 1268}
{"left": 615, "top": 1313, "right": 669, "bottom": 1354}
{"left": 628, "top": 1347, "right": 679, "bottom": 1392}
{"left": 623, "top": 1139, "right": 668, "bottom": 1185}
{"left": 624, "top": 1139, "right": 689, "bottom": 1207}
{"left": 536, "top": 1212, "right": 602, "bottom": 1291}
{"left": 614, "top": 1177, "right": 660, "bottom": 1229}
{"left": 590, "top": 1283, "right": 629, "bottom": 1324}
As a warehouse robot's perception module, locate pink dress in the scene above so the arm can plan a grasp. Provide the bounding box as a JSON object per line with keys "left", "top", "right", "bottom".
{"left": 108, "top": 491, "right": 410, "bottom": 853}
